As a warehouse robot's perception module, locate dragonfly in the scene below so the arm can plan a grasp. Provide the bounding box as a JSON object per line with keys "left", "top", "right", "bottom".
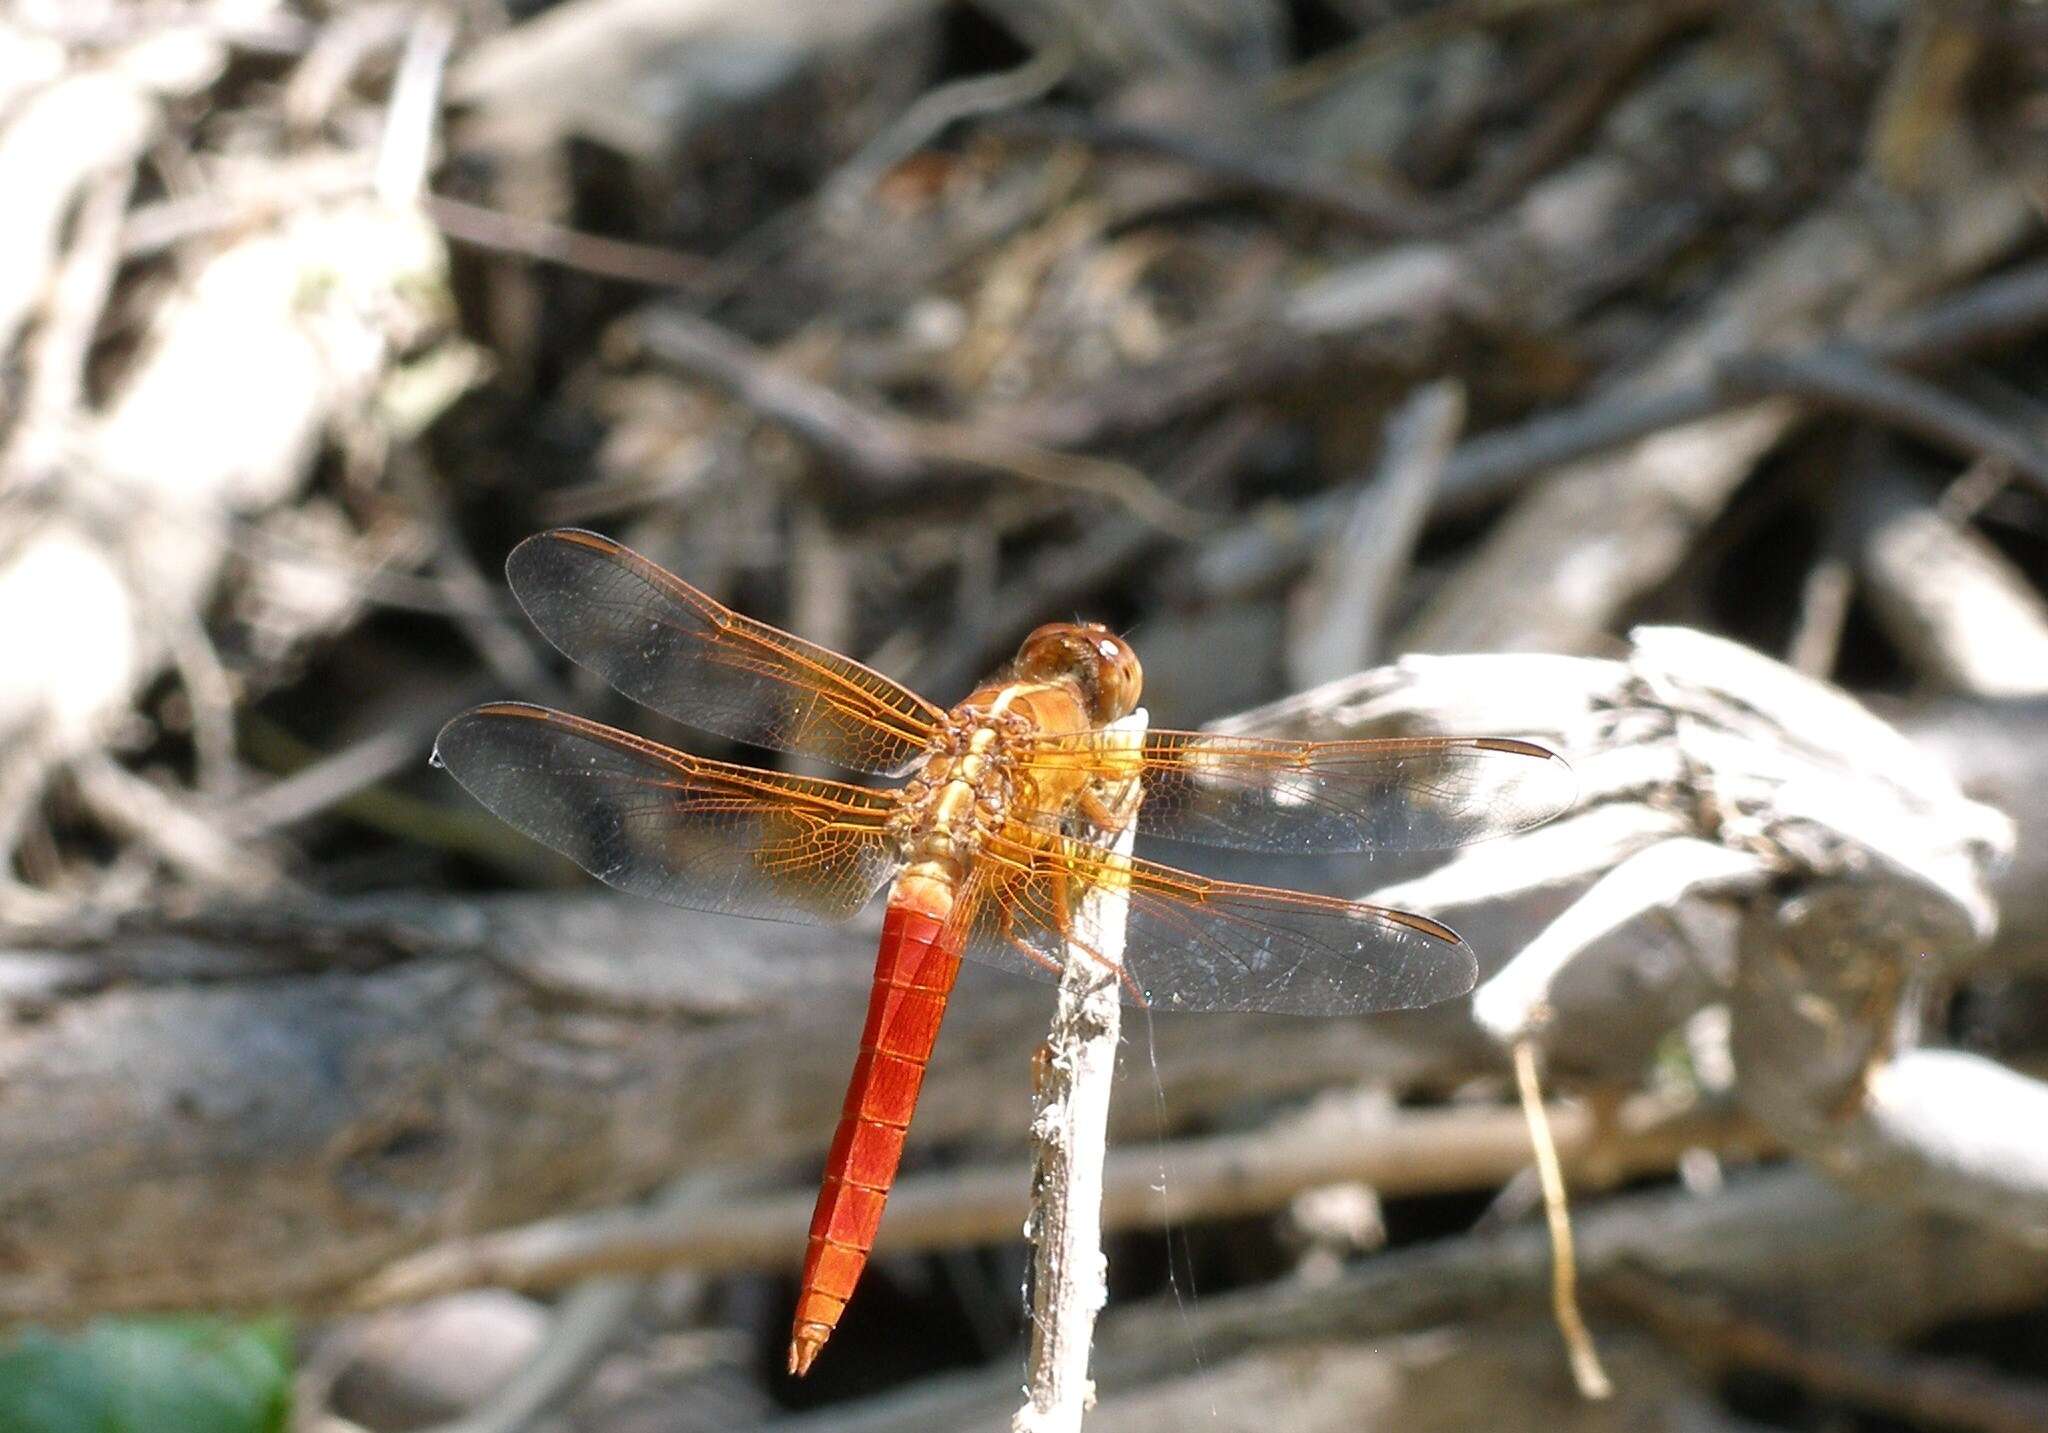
{"left": 434, "top": 528, "right": 1573, "bottom": 1376}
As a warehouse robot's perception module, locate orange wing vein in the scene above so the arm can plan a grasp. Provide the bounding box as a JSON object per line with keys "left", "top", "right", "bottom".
{"left": 434, "top": 703, "right": 902, "bottom": 924}
{"left": 1014, "top": 730, "right": 1573, "bottom": 853}
{"left": 947, "top": 824, "right": 1477, "bottom": 1015}
{"left": 506, "top": 529, "right": 946, "bottom": 775}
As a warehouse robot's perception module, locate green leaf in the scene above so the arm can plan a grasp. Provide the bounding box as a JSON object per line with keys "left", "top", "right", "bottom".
{"left": 0, "top": 1317, "right": 292, "bottom": 1433}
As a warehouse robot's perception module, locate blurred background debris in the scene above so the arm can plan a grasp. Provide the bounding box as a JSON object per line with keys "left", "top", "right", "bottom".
{"left": 2, "top": 0, "right": 2047, "bottom": 1429}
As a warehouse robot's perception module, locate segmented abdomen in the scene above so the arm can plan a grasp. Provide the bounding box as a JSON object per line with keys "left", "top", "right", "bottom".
{"left": 788, "top": 902, "right": 962, "bottom": 1375}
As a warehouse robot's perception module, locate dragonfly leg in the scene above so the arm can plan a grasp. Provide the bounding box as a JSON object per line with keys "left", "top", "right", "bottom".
{"left": 996, "top": 903, "right": 1066, "bottom": 980}
{"left": 1044, "top": 861, "right": 1140, "bottom": 1004}
{"left": 1075, "top": 774, "right": 1142, "bottom": 835}
{"left": 1008, "top": 931, "right": 1066, "bottom": 979}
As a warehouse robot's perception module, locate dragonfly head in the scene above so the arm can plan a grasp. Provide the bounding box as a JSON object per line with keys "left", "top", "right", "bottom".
{"left": 1014, "top": 622, "right": 1143, "bottom": 724}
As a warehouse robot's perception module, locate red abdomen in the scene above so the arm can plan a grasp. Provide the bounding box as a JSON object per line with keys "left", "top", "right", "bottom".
{"left": 788, "top": 903, "right": 962, "bottom": 1375}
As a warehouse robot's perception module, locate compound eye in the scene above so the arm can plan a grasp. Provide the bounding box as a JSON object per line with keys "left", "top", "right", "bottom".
{"left": 1087, "top": 632, "right": 1143, "bottom": 722}
{"left": 1012, "top": 622, "right": 1143, "bottom": 720}
{"left": 1014, "top": 623, "right": 1083, "bottom": 681}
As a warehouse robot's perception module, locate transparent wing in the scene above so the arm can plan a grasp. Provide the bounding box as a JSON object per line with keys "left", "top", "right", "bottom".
{"left": 1014, "top": 730, "right": 1573, "bottom": 853}
{"left": 435, "top": 703, "right": 903, "bottom": 924}
{"left": 952, "top": 824, "right": 1476, "bottom": 1014}
{"left": 506, "top": 529, "right": 945, "bottom": 776}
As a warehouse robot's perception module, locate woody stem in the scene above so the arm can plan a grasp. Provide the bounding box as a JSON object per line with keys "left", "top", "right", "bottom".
{"left": 1012, "top": 708, "right": 1147, "bottom": 1433}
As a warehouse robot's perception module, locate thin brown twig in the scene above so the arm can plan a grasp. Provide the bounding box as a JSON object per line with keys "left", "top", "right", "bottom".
{"left": 985, "top": 109, "right": 1452, "bottom": 238}
{"left": 224, "top": 678, "right": 496, "bottom": 837}
{"left": 1515, "top": 1040, "right": 1613, "bottom": 1401}
{"left": 164, "top": 615, "right": 241, "bottom": 798}
{"left": 68, "top": 756, "right": 277, "bottom": 893}
{"left": 347, "top": 1095, "right": 1769, "bottom": 1311}
{"left": 425, "top": 195, "right": 714, "bottom": 291}
{"left": 900, "top": 420, "right": 1207, "bottom": 537}
{"left": 1785, "top": 449, "right": 1863, "bottom": 679}
{"left": 635, "top": 308, "right": 1204, "bottom": 530}
{"left": 1787, "top": 554, "right": 1855, "bottom": 680}
{"left": 1456, "top": 0, "right": 1715, "bottom": 212}
{"left": 635, "top": 308, "right": 926, "bottom": 488}
{"left": 283, "top": 1, "right": 413, "bottom": 133}
{"left": 1604, "top": 1269, "right": 2048, "bottom": 1433}
{"left": 824, "top": 40, "right": 1073, "bottom": 214}
{"left": 1442, "top": 259, "right": 2048, "bottom": 513}
{"left": 912, "top": 410, "right": 1267, "bottom": 696}
{"left": 120, "top": 157, "right": 375, "bottom": 257}
{"left": 1262, "top": 0, "right": 1616, "bottom": 106}
{"left": 1719, "top": 348, "right": 2048, "bottom": 499}
{"left": 1185, "top": 259, "right": 2048, "bottom": 598}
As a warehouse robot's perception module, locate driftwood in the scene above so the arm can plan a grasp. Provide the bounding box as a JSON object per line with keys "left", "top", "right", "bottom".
{"left": 1899, "top": 699, "right": 2048, "bottom": 971}
{"left": 1853, "top": 466, "right": 2048, "bottom": 699}
{"left": 0, "top": 887, "right": 1478, "bottom": 1324}
{"left": 1215, "top": 627, "right": 2040, "bottom": 1245}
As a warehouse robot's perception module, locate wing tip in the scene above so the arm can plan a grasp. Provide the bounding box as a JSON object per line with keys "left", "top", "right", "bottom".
{"left": 433, "top": 701, "right": 563, "bottom": 770}
{"left": 511, "top": 526, "right": 617, "bottom": 559}
{"left": 1386, "top": 946, "right": 1479, "bottom": 1012}
{"left": 1472, "top": 737, "right": 1577, "bottom": 830}
{"left": 1444, "top": 941, "right": 1481, "bottom": 1002}
{"left": 440, "top": 699, "right": 550, "bottom": 730}
{"left": 1384, "top": 907, "right": 1463, "bottom": 945}
{"left": 1375, "top": 908, "right": 1477, "bottom": 1011}
{"left": 505, "top": 527, "right": 623, "bottom": 592}
{"left": 506, "top": 527, "right": 725, "bottom": 634}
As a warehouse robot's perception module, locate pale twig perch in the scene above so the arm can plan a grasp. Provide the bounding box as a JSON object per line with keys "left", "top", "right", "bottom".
{"left": 1015, "top": 708, "right": 1146, "bottom": 1433}
{"left": 1513, "top": 1039, "right": 1612, "bottom": 1401}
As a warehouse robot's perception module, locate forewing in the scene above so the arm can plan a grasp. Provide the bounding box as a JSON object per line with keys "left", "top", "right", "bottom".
{"left": 435, "top": 703, "right": 902, "bottom": 924}
{"left": 959, "top": 826, "right": 1476, "bottom": 1014}
{"left": 506, "top": 529, "right": 945, "bottom": 775}
{"left": 1015, "top": 730, "right": 1573, "bottom": 853}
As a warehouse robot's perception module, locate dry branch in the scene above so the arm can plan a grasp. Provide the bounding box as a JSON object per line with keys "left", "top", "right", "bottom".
{"left": 1722, "top": 348, "right": 2048, "bottom": 499}
{"left": 1286, "top": 380, "right": 1462, "bottom": 689}
{"left": 1405, "top": 158, "right": 2043, "bottom": 654}
{"left": 350, "top": 1094, "right": 1765, "bottom": 1308}
{"left": 1178, "top": 256, "right": 2048, "bottom": 606}
{"left": 0, "top": 886, "right": 1481, "bottom": 1324}
{"left": 1852, "top": 468, "right": 2048, "bottom": 698}
{"left": 1608, "top": 1269, "right": 2048, "bottom": 1433}
{"left": 1221, "top": 627, "right": 2033, "bottom": 1241}
{"left": 1015, "top": 708, "right": 1146, "bottom": 1433}
{"left": 0, "top": 8, "right": 458, "bottom": 914}
{"left": 783, "top": 1170, "right": 2048, "bottom": 1433}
